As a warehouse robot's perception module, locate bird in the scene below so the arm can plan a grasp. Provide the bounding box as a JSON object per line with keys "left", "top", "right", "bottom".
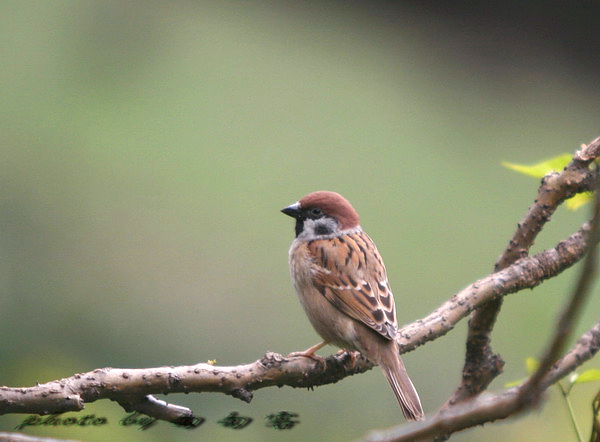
{"left": 281, "top": 190, "right": 424, "bottom": 421}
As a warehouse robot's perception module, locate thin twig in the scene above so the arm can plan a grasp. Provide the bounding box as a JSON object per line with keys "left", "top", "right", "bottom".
{"left": 542, "top": 321, "right": 600, "bottom": 388}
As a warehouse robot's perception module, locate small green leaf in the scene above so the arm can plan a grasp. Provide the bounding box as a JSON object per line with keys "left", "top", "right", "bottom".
{"left": 566, "top": 192, "right": 593, "bottom": 211}
{"left": 503, "top": 153, "right": 591, "bottom": 211}
{"left": 573, "top": 368, "right": 600, "bottom": 384}
{"left": 505, "top": 378, "right": 525, "bottom": 388}
{"left": 502, "top": 153, "right": 572, "bottom": 179}
{"left": 526, "top": 357, "right": 540, "bottom": 374}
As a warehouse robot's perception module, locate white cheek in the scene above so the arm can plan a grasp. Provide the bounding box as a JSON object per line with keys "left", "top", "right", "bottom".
{"left": 298, "top": 218, "right": 339, "bottom": 241}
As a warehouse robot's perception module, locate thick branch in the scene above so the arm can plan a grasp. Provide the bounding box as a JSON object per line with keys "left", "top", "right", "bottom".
{"left": 0, "top": 352, "right": 373, "bottom": 422}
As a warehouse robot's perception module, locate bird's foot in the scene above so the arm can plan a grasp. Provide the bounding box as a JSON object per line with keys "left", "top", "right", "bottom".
{"left": 287, "top": 341, "right": 327, "bottom": 364}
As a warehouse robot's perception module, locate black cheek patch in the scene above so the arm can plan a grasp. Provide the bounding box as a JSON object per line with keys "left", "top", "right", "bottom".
{"left": 315, "top": 223, "right": 333, "bottom": 235}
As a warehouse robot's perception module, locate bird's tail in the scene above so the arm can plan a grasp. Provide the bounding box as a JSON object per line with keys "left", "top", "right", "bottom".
{"left": 381, "top": 352, "right": 424, "bottom": 421}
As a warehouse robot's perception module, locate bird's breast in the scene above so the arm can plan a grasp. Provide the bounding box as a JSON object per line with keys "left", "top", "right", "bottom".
{"left": 288, "top": 240, "right": 359, "bottom": 349}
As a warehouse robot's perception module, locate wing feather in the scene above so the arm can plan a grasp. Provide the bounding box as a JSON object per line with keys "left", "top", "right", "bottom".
{"left": 307, "top": 231, "right": 398, "bottom": 340}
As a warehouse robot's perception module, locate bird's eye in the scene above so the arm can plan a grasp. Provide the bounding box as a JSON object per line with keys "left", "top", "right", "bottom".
{"left": 309, "top": 207, "right": 324, "bottom": 217}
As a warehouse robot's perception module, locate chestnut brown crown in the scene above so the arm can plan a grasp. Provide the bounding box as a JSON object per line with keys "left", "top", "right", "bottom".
{"left": 298, "top": 191, "right": 360, "bottom": 230}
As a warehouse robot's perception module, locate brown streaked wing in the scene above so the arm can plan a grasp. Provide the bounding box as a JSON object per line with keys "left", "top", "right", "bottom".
{"left": 307, "top": 231, "right": 398, "bottom": 340}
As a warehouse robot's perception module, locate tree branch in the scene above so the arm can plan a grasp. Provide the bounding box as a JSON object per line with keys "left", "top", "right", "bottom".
{"left": 365, "top": 321, "right": 600, "bottom": 442}
{"left": 0, "top": 351, "right": 373, "bottom": 423}
{"left": 521, "top": 179, "right": 600, "bottom": 402}
{"left": 454, "top": 136, "right": 600, "bottom": 402}
{"left": 397, "top": 221, "right": 593, "bottom": 351}
{"left": 541, "top": 321, "right": 600, "bottom": 389}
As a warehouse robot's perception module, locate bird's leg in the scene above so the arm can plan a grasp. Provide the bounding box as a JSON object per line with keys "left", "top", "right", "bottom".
{"left": 287, "top": 341, "right": 327, "bottom": 363}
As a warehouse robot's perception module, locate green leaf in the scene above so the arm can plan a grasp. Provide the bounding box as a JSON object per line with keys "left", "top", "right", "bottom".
{"left": 526, "top": 357, "right": 540, "bottom": 374}
{"left": 566, "top": 192, "right": 593, "bottom": 211}
{"left": 573, "top": 368, "right": 600, "bottom": 384}
{"left": 503, "top": 154, "right": 591, "bottom": 211}
{"left": 502, "top": 153, "right": 572, "bottom": 178}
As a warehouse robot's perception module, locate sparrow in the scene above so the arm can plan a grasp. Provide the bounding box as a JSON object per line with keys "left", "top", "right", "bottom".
{"left": 282, "top": 191, "right": 424, "bottom": 421}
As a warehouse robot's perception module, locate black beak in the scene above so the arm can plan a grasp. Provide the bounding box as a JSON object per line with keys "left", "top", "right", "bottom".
{"left": 281, "top": 202, "right": 301, "bottom": 218}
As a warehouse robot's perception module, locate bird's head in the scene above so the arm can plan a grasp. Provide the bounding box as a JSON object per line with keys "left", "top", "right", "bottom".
{"left": 281, "top": 191, "right": 361, "bottom": 239}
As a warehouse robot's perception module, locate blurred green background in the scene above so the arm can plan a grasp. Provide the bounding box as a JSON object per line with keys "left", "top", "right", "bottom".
{"left": 1, "top": 1, "right": 599, "bottom": 441}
